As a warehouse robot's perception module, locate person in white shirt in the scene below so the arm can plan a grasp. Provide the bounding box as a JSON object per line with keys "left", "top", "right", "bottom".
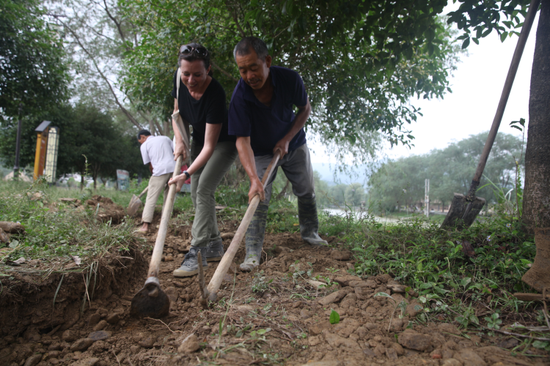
{"left": 137, "top": 130, "right": 175, "bottom": 233}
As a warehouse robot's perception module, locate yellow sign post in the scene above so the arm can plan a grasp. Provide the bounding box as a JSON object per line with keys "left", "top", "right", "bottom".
{"left": 33, "top": 121, "right": 51, "bottom": 181}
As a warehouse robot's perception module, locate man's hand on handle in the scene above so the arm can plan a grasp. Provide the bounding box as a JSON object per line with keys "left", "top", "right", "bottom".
{"left": 248, "top": 177, "right": 265, "bottom": 203}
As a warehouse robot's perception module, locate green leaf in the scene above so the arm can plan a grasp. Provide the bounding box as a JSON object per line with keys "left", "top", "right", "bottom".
{"left": 329, "top": 310, "right": 340, "bottom": 324}
{"left": 533, "top": 341, "right": 549, "bottom": 349}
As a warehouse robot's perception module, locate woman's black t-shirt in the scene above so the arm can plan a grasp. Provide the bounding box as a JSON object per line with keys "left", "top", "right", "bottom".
{"left": 171, "top": 71, "right": 235, "bottom": 147}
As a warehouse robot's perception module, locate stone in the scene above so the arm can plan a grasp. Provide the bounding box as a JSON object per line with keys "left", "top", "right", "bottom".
{"left": 45, "top": 351, "right": 61, "bottom": 360}
{"left": 23, "top": 328, "right": 41, "bottom": 343}
{"left": 390, "top": 318, "right": 406, "bottom": 332}
{"left": 453, "top": 349, "right": 487, "bottom": 366}
{"left": 332, "top": 250, "right": 351, "bottom": 261}
{"left": 389, "top": 342, "right": 404, "bottom": 356}
{"left": 178, "top": 334, "right": 200, "bottom": 353}
{"left": 398, "top": 329, "right": 432, "bottom": 351}
{"left": 70, "top": 339, "right": 94, "bottom": 352}
{"left": 93, "top": 320, "right": 108, "bottom": 331}
{"left": 363, "top": 347, "right": 376, "bottom": 357}
{"left": 88, "top": 331, "right": 111, "bottom": 342}
{"left": 374, "top": 343, "right": 385, "bottom": 357}
{"left": 62, "top": 330, "right": 78, "bottom": 343}
{"left": 88, "top": 313, "right": 101, "bottom": 327}
{"left": 365, "top": 280, "right": 377, "bottom": 288}
{"left": 24, "top": 354, "right": 42, "bottom": 366}
{"left": 308, "top": 335, "right": 322, "bottom": 346}
{"left": 405, "top": 300, "right": 424, "bottom": 317}
{"left": 442, "top": 359, "right": 463, "bottom": 366}
{"left": 69, "top": 357, "right": 100, "bottom": 366}
{"left": 364, "top": 322, "right": 379, "bottom": 330}
{"left": 318, "top": 290, "right": 348, "bottom": 305}
{"left": 48, "top": 343, "right": 62, "bottom": 351}
{"left": 334, "top": 275, "right": 361, "bottom": 287}
{"left": 138, "top": 336, "right": 155, "bottom": 348}
{"left": 322, "top": 330, "right": 360, "bottom": 349}
{"left": 386, "top": 347, "right": 398, "bottom": 360}
{"left": 298, "top": 361, "right": 343, "bottom": 366}
{"left": 333, "top": 318, "right": 360, "bottom": 338}
{"left": 438, "top": 323, "right": 460, "bottom": 335}
{"left": 106, "top": 313, "right": 120, "bottom": 325}
{"left": 300, "top": 309, "right": 311, "bottom": 319}
{"left": 496, "top": 338, "right": 519, "bottom": 349}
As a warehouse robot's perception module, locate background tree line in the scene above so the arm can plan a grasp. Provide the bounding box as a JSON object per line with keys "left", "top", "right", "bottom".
{"left": 367, "top": 131, "right": 525, "bottom": 214}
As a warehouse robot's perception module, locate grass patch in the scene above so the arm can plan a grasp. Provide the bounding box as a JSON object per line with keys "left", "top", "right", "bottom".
{"left": 0, "top": 180, "right": 140, "bottom": 267}
{"left": 320, "top": 205, "right": 538, "bottom": 328}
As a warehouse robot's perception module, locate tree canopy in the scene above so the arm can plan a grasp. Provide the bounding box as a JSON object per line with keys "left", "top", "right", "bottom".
{"left": 120, "top": 0, "right": 464, "bottom": 159}
{"left": 0, "top": 0, "right": 70, "bottom": 118}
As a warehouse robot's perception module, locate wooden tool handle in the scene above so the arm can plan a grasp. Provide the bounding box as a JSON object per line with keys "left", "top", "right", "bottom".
{"left": 468, "top": 0, "right": 540, "bottom": 197}
{"left": 172, "top": 111, "right": 191, "bottom": 165}
{"left": 207, "top": 151, "right": 281, "bottom": 296}
{"left": 147, "top": 155, "right": 183, "bottom": 279}
{"left": 513, "top": 292, "right": 550, "bottom": 301}
{"left": 138, "top": 187, "right": 149, "bottom": 199}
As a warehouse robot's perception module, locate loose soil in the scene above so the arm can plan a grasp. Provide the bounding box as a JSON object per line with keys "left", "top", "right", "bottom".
{"left": 1, "top": 200, "right": 549, "bottom": 366}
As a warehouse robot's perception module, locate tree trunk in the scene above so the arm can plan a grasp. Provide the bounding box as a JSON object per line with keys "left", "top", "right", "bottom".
{"left": 523, "top": 0, "right": 550, "bottom": 231}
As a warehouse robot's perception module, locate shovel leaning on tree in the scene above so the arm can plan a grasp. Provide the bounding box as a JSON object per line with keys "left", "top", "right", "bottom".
{"left": 440, "top": 0, "right": 540, "bottom": 230}
{"left": 130, "top": 112, "right": 190, "bottom": 318}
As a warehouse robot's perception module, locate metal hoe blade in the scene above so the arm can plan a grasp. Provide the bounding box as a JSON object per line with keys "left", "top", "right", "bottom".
{"left": 130, "top": 277, "right": 170, "bottom": 318}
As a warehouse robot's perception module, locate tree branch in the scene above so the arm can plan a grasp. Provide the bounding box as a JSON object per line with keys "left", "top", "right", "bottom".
{"left": 101, "top": 0, "right": 129, "bottom": 47}
{"left": 54, "top": 16, "right": 143, "bottom": 130}
{"left": 211, "top": 60, "right": 239, "bottom": 82}
{"left": 227, "top": 3, "right": 247, "bottom": 38}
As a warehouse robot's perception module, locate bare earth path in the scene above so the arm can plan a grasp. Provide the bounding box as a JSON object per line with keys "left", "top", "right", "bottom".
{"left": 1, "top": 210, "right": 548, "bottom": 366}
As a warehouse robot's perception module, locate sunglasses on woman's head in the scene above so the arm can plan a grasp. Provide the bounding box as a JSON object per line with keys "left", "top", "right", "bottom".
{"left": 179, "top": 45, "right": 208, "bottom": 57}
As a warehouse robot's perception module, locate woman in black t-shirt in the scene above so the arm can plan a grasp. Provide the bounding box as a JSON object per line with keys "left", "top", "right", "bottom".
{"left": 168, "top": 43, "right": 237, "bottom": 277}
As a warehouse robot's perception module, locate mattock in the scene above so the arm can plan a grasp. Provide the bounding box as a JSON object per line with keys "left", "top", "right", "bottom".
{"left": 198, "top": 150, "right": 281, "bottom": 306}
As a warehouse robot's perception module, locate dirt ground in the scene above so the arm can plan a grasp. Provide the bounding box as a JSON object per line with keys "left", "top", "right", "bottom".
{"left": 1, "top": 200, "right": 549, "bottom": 366}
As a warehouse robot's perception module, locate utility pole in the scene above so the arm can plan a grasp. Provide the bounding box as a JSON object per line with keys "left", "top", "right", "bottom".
{"left": 13, "top": 104, "right": 23, "bottom": 178}
{"left": 425, "top": 179, "right": 430, "bottom": 218}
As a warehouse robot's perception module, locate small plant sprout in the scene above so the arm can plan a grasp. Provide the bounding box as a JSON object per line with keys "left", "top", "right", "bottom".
{"left": 329, "top": 310, "right": 340, "bottom": 324}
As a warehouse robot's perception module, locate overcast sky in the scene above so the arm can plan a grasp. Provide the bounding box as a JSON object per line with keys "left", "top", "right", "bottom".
{"left": 310, "top": 12, "right": 538, "bottom": 166}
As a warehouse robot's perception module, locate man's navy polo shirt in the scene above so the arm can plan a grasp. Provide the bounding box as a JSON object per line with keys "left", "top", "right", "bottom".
{"left": 228, "top": 66, "right": 308, "bottom": 156}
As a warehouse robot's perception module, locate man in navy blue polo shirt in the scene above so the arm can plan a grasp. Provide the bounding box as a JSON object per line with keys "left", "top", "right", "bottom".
{"left": 228, "top": 37, "right": 328, "bottom": 271}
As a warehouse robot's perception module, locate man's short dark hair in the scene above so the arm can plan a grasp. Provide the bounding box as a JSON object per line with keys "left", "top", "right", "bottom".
{"left": 137, "top": 129, "right": 151, "bottom": 140}
{"left": 233, "top": 37, "right": 269, "bottom": 61}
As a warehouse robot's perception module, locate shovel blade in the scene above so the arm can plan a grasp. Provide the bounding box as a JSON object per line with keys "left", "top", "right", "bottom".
{"left": 441, "top": 193, "right": 486, "bottom": 230}
{"left": 130, "top": 277, "right": 170, "bottom": 318}
{"left": 127, "top": 195, "right": 142, "bottom": 217}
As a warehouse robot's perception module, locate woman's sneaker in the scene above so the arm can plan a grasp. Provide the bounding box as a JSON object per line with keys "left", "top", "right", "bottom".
{"left": 173, "top": 247, "right": 208, "bottom": 277}
{"left": 205, "top": 239, "right": 224, "bottom": 262}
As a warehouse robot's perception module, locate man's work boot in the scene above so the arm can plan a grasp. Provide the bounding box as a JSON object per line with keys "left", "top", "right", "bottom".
{"left": 205, "top": 238, "right": 224, "bottom": 262}
{"left": 522, "top": 228, "right": 550, "bottom": 292}
{"left": 173, "top": 246, "right": 208, "bottom": 277}
{"left": 240, "top": 253, "right": 260, "bottom": 272}
{"left": 240, "top": 202, "right": 267, "bottom": 271}
{"left": 298, "top": 196, "right": 328, "bottom": 246}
